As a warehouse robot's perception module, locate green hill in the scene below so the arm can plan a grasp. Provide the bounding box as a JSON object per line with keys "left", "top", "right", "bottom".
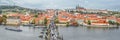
{"left": 0, "top": 5, "right": 44, "bottom": 14}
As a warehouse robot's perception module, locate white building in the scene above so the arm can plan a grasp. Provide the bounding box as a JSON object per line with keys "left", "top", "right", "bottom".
{"left": 6, "top": 16, "right": 21, "bottom": 26}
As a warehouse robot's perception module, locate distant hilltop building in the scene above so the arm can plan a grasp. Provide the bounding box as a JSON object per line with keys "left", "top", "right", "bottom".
{"left": 76, "top": 5, "right": 85, "bottom": 10}
{"left": 65, "top": 5, "right": 108, "bottom": 14}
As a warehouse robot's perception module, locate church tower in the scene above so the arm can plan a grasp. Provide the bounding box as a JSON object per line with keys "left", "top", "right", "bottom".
{"left": 76, "top": 4, "right": 84, "bottom": 10}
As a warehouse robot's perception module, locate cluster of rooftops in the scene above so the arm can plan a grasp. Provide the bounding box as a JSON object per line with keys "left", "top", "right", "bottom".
{"left": 0, "top": 9, "right": 120, "bottom": 26}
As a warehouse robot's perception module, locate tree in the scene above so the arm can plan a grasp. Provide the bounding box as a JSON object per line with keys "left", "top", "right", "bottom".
{"left": 116, "top": 22, "right": 120, "bottom": 26}
{"left": 0, "top": 10, "right": 2, "bottom": 14}
{"left": 31, "top": 18, "right": 36, "bottom": 24}
{"left": 66, "top": 22, "right": 69, "bottom": 27}
{"left": 34, "top": 14, "right": 38, "bottom": 18}
{"left": 87, "top": 20, "right": 91, "bottom": 25}
{"left": 2, "top": 15, "right": 7, "bottom": 18}
{"left": 0, "top": 16, "right": 3, "bottom": 24}
{"left": 108, "top": 20, "right": 116, "bottom": 25}
{"left": 54, "top": 17, "right": 59, "bottom": 23}
{"left": 31, "top": 14, "right": 38, "bottom": 25}
{"left": 2, "top": 15, "right": 7, "bottom": 25}
{"left": 44, "top": 18, "right": 48, "bottom": 26}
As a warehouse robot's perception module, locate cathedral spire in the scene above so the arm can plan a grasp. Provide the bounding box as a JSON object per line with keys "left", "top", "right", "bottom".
{"left": 76, "top": 4, "right": 84, "bottom": 9}
{"left": 76, "top": 4, "right": 80, "bottom": 9}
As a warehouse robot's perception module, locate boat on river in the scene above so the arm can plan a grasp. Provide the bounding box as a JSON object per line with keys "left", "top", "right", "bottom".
{"left": 5, "top": 27, "right": 22, "bottom": 32}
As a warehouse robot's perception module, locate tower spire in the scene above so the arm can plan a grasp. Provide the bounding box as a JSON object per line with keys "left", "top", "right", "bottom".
{"left": 76, "top": 4, "right": 80, "bottom": 9}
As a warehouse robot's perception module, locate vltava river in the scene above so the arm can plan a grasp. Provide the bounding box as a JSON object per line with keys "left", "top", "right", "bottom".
{"left": 0, "top": 25, "right": 120, "bottom": 40}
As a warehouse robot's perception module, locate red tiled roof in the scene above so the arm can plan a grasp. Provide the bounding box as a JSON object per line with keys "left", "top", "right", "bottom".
{"left": 20, "top": 16, "right": 31, "bottom": 21}
{"left": 7, "top": 13, "right": 24, "bottom": 17}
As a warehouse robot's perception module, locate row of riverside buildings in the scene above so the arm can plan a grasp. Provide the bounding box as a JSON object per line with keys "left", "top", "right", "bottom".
{"left": 0, "top": 6, "right": 120, "bottom": 26}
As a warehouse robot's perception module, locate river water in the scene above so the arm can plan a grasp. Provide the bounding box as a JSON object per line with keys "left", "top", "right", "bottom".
{"left": 0, "top": 25, "right": 120, "bottom": 40}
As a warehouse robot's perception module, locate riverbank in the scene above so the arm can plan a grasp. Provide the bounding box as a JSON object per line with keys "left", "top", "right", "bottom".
{"left": 80, "top": 23, "right": 119, "bottom": 28}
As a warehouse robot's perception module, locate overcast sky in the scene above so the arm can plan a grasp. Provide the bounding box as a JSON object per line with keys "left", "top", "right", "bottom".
{"left": 0, "top": 0, "right": 120, "bottom": 11}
